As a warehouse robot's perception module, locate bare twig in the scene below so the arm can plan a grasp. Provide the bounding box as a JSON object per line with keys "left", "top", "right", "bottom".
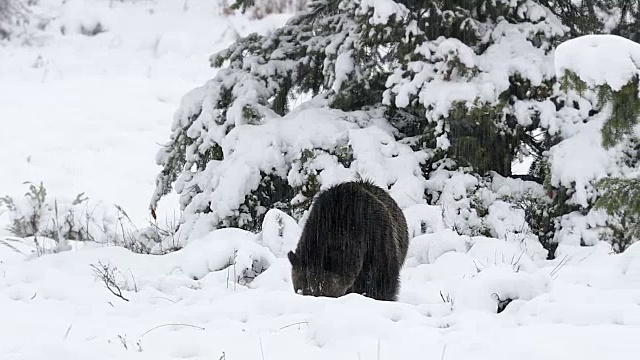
{"left": 549, "top": 254, "right": 571, "bottom": 278}
{"left": 140, "top": 323, "right": 205, "bottom": 338}
{"left": 439, "top": 291, "right": 455, "bottom": 310}
{"left": 63, "top": 323, "right": 73, "bottom": 340}
{"left": 0, "top": 238, "right": 25, "bottom": 255}
{"left": 90, "top": 261, "right": 129, "bottom": 302}
{"left": 473, "top": 259, "right": 486, "bottom": 272}
{"left": 278, "top": 321, "right": 309, "bottom": 330}
{"left": 129, "top": 269, "right": 138, "bottom": 293}
{"left": 118, "top": 334, "right": 127, "bottom": 350}
{"left": 512, "top": 250, "right": 526, "bottom": 271}
{"left": 259, "top": 337, "right": 265, "bottom": 360}
{"left": 150, "top": 296, "right": 177, "bottom": 303}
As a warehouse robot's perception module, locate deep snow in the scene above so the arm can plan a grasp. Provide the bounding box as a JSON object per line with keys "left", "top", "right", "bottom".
{"left": 1, "top": 1, "right": 640, "bottom": 359}
{"left": 1, "top": 227, "right": 640, "bottom": 360}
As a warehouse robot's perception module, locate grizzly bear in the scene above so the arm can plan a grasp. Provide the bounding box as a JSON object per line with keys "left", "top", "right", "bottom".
{"left": 287, "top": 179, "right": 409, "bottom": 301}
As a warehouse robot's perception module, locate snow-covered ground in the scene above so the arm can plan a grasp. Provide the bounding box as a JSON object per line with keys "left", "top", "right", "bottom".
{"left": 0, "top": 0, "right": 290, "bottom": 229}
{"left": 1, "top": 227, "right": 639, "bottom": 360}
{"left": 1, "top": 1, "right": 640, "bottom": 359}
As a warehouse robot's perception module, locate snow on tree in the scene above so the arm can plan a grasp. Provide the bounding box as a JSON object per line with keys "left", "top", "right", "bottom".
{"left": 149, "top": 0, "right": 430, "bottom": 247}
{"left": 150, "top": 0, "right": 639, "bottom": 255}
{"left": 384, "top": 0, "right": 567, "bottom": 177}
{"left": 551, "top": 34, "right": 640, "bottom": 252}
{"left": 0, "top": 0, "right": 30, "bottom": 39}
{"left": 376, "top": 0, "right": 576, "bottom": 253}
{"left": 595, "top": 178, "right": 640, "bottom": 251}
{"left": 612, "top": 0, "right": 640, "bottom": 42}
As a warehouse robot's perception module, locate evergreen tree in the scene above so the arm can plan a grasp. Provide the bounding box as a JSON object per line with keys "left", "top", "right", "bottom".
{"left": 151, "top": 0, "right": 637, "bottom": 253}
{"left": 0, "top": 0, "right": 30, "bottom": 39}
{"left": 151, "top": 0, "right": 420, "bottom": 237}
{"left": 592, "top": 71, "right": 640, "bottom": 252}
{"left": 595, "top": 178, "right": 640, "bottom": 252}
{"left": 551, "top": 34, "right": 640, "bottom": 252}
{"left": 609, "top": 0, "right": 640, "bottom": 41}
{"left": 382, "top": 0, "right": 568, "bottom": 177}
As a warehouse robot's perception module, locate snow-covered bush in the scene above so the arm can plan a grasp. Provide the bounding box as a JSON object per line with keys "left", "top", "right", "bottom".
{"left": 402, "top": 203, "right": 446, "bottom": 238}
{"left": 258, "top": 208, "right": 300, "bottom": 257}
{"left": 550, "top": 34, "right": 640, "bottom": 252}
{"left": 150, "top": 0, "right": 639, "bottom": 257}
{"left": 152, "top": 0, "right": 556, "bottom": 241}
{"left": 152, "top": 104, "right": 428, "bottom": 246}
{"left": 157, "top": 227, "right": 278, "bottom": 285}
{"left": 424, "top": 171, "right": 554, "bottom": 253}
{"left": 383, "top": 0, "right": 568, "bottom": 178}
{"left": 0, "top": 182, "right": 168, "bottom": 255}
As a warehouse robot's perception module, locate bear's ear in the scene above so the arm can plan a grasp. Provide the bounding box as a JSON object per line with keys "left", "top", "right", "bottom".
{"left": 287, "top": 251, "right": 297, "bottom": 266}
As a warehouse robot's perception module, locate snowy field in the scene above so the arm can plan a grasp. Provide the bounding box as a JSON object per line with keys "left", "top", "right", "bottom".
{"left": 1, "top": 1, "right": 640, "bottom": 359}
{"left": 0, "top": 0, "right": 290, "bottom": 228}
{"left": 1, "top": 228, "right": 640, "bottom": 359}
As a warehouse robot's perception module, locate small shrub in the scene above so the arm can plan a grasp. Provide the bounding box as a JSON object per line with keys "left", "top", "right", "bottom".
{"left": 0, "top": 181, "right": 49, "bottom": 238}
{"left": 0, "top": 181, "right": 169, "bottom": 255}
{"left": 91, "top": 261, "right": 131, "bottom": 301}
{"left": 114, "top": 205, "right": 182, "bottom": 255}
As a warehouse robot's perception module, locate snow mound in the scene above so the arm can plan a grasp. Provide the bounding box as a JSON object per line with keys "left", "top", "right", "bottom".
{"left": 468, "top": 236, "right": 543, "bottom": 271}
{"left": 452, "top": 265, "right": 551, "bottom": 313}
{"left": 258, "top": 209, "right": 301, "bottom": 258}
{"left": 3, "top": 226, "right": 640, "bottom": 359}
{"left": 484, "top": 200, "right": 533, "bottom": 239}
{"left": 555, "top": 34, "right": 640, "bottom": 90}
{"left": 403, "top": 204, "right": 446, "bottom": 238}
{"left": 517, "top": 285, "right": 640, "bottom": 326}
{"left": 406, "top": 229, "right": 468, "bottom": 266}
{"left": 173, "top": 106, "right": 429, "bottom": 245}
{"left": 162, "top": 228, "right": 277, "bottom": 284}
{"left": 620, "top": 241, "right": 640, "bottom": 282}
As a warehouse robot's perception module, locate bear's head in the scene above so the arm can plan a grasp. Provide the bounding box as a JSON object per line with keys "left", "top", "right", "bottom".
{"left": 287, "top": 251, "right": 354, "bottom": 298}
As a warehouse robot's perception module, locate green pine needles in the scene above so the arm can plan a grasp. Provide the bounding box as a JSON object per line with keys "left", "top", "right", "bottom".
{"left": 150, "top": 0, "right": 640, "bottom": 254}
{"left": 597, "top": 77, "right": 640, "bottom": 149}
{"left": 595, "top": 178, "right": 640, "bottom": 252}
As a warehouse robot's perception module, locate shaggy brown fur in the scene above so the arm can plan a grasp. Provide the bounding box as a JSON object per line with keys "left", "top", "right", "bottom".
{"left": 288, "top": 180, "right": 409, "bottom": 301}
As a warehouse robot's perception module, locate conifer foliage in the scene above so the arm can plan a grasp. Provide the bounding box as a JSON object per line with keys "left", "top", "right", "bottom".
{"left": 0, "top": 0, "right": 30, "bottom": 39}
{"left": 151, "top": 0, "right": 422, "bottom": 238}
{"left": 151, "top": 0, "right": 640, "bottom": 253}
{"left": 551, "top": 33, "right": 640, "bottom": 252}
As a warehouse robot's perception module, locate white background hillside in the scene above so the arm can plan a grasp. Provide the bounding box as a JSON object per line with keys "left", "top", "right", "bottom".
{"left": 0, "top": 0, "right": 290, "bottom": 229}
{"left": 1, "top": 1, "right": 640, "bottom": 359}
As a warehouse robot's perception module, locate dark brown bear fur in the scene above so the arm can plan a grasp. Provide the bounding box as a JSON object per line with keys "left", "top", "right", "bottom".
{"left": 287, "top": 179, "right": 409, "bottom": 301}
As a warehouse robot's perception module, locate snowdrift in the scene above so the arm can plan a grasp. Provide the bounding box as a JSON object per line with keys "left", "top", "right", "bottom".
{"left": 2, "top": 213, "right": 640, "bottom": 359}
